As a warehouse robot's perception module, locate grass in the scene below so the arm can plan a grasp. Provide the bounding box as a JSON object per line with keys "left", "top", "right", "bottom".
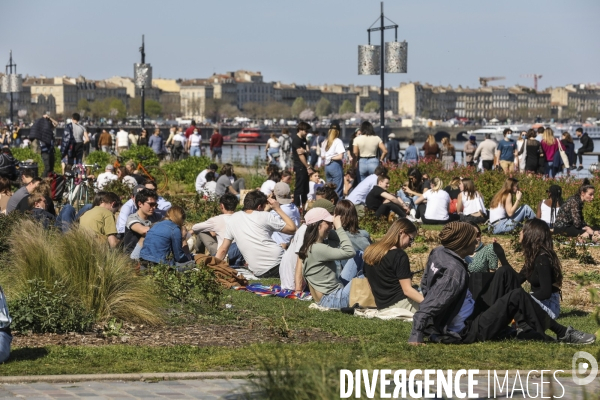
{"left": 3, "top": 286, "right": 599, "bottom": 375}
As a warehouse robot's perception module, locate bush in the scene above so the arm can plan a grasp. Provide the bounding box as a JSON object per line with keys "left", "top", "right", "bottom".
{"left": 120, "top": 145, "right": 159, "bottom": 166}
{"left": 85, "top": 151, "right": 112, "bottom": 167}
{"left": 358, "top": 210, "right": 391, "bottom": 237}
{"left": 167, "top": 195, "right": 224, "bottom": 222}
{"left": 147, "top": 263, "right": 222, "bottom": 307}
{"left": 103, "top": 179, "right": 134, "bottom": 202}
{"left": 8, "top": 279, "right": 95, "bottom": 333}
{"left": 0, "top": 212, "right": 28, "bottom": 255}
{"left": 162, "top": 156, "right": 211, "bottom": 187}
{"left": 6, "top": 220, "right": 162, "bottom": 324}
{"left": 10, "top": 147, "right": 43, "bottom": 175}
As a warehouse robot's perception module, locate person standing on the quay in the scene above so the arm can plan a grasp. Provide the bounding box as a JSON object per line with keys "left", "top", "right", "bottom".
{"left": 62, "top": 113, "right": 89, "bottom": 165}
{"left": 474, "top": 133, "right": 497, "bottom": 171}
{"left": 464, "top": 136, "right": 477, "bottom": 167}
{"left": 496, "top": 128, "right": 518, "bottom": 174}
{"left": 185, "top": 120, "right": 196, "bottom": 139}
{"left": 278, "top": 128, "right": 292, "bottom": 170}
{"left": 148, "top": 129, "right": 164, "bottom": 160}
{"left": 386, "top": 133, "right": 401, "bottom": 164}
{"left": 292, "top": 121, "right": 313, "bottom": 208}
{"left": 210, "top": 129, "right": 224, "bottom": 163}
{"left": 187, "top": 128, "right": 202, "bottom": 157}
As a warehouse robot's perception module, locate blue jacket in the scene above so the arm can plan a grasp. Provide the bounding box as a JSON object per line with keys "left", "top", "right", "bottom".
{"left": 148, "top": 135, "right": 164, "bottom": 155}
{"left": 404, "top": 145, "right": 419, "bottom": 162}
{"left": 140, "top": 220, "right": 190, "bottom": 265}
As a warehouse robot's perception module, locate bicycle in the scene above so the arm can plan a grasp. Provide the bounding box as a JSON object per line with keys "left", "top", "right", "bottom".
{"left": 64, "top": 163, "right": 100, "bottom": 211}
{"left": 112, "top": 152, "right": 168, "bottom": 192}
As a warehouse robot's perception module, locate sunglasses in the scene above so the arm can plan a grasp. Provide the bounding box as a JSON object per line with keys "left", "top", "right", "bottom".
{"left": 406, "top": 234, "right": 415, "bottom": 244}
{"left": 146, "top": 202, "right": 158, "bottom": 208}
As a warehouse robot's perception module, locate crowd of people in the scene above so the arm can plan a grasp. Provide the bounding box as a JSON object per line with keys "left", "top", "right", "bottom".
{"left": 1, "top": 119, "right": 598, "bottom": 365}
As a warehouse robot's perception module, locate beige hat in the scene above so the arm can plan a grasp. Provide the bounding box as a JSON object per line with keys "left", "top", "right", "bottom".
{"left": 273, "top": 182, "right": 293, "bottom": 205}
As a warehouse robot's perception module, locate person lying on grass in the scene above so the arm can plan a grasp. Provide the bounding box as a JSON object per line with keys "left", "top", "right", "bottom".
{"left": 408, "top": 221, "right": 595, "bottom": 346}
{"left": 363, "top": 218, "right": 423, "bottom": 314}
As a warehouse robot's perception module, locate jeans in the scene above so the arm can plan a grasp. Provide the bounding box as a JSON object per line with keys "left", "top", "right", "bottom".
{"left": 325, "top": 160, "right": 344, "bottom": 199}
{"left": 55, "top": 204, "right": 77, "bottom": 233}
{"left": 545, "top": 161, "right": 554, "bottom": 178}
{"left": 190, "top": 146, "right": 201, "bottom": 157}
{"left": 211, "top": 147, "right": 222, "bottom": 162}
{"left": 0, "top": 331, "right": 11, "bottom": 363}
{"left": 101, "top": 146, "right": 110, "bottom": 153}
{"left": 318, "top": 251, "right": 364, "bottom": 309}
{"left": 531, "top": 292, "right": 560, "bottom": 320}
{"left": 490, "top": 205, "right": 536, "bottom": 234}
{"left": 396, "top": 189, "right": 419, "bottom": 210}
{"left": 358, "top": 158, "right": 379, "bottom": 183}
{"left": 228, "top": 242, "right": 244, "bottom": 267}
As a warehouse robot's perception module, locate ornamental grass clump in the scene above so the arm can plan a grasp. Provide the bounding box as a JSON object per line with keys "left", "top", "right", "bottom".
{"left": 7, "top": 220, "right": 162, "bottom": 325}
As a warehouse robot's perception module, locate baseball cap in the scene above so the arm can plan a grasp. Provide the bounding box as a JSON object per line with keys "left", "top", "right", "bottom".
{"left": 305, "top": 207, "right": 333, "bottom": 225}
{"left": 469, "top": 135, "right": 476, "bottom": 141}
{"left": 330, "top": 121, "right": 341, "bottom": 130}
{"left": 273, "top": 182, "right": 293, "bottom": 204}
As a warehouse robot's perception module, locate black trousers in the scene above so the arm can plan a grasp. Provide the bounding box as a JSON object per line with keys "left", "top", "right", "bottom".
{"left": 293, "top": 166, "right": 309, "bottom": 207}
{"left": 41, "top": 150, "right": 55, "bottom": 176}
{"left": 482, "top": 160, "right": 493, "bottom": 171}
{"left": 462, "top": 267, "right": 555, "bottom": 343}
{"left": 577, "top": 148, "right": 586, "bottom": 165}
{"left": 421, "top": 214, "right": 459, "bottom": 225}
{"left": 68, "top": 142, "right": 84, "bottom": 165}
{"left": 374, "top": 202, "right": 406, "bottom": 218}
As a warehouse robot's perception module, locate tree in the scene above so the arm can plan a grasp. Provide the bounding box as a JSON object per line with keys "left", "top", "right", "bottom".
{"left": 144, "top": 100, "right": 162, "bottom": 118}
{"left": 315, "top": 97, "right": 332, "bottom": 117}
{"left": 108, "top": 98, "right": 127, "bottom": 120}
{"left": 339, "top": 99, "right": 355, "bottom": 114}
{"left": 363, "top": 101, "right": 380, "bottom": 113}
{"left": 242, "top": 102, "right": 264, "bottom": 119}
{"left": 206, "top": 98, "right": 239, "bottom": 122}
{"left": 77, "top": 99, "right": 90, "bottom": 115}
{"left": 265, "top": 102, "right": 292, "bottom": 119}
{"left": 291, "top": 97, "right": 307, "bottom": 117}
{"left": 299, "top": 108, "right": 315, "bottom": 121}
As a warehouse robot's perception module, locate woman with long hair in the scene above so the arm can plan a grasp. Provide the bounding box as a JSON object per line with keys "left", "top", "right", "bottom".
{"left": 117, "top": 166, "right": 138, "bottom": 189}
{"left": 298, "top": 208, "right": 357, "bottom": 308}
{"left": 440, "top": 137, "right": 455, "bottom": 170}
{"left": 260, "top": 170, "right": 282, "bottom": 197}
{"left": 397, "top": 167, "right": 430, "bottom": 211}
{"left": 536, "top": 185, "right": 563, "bottom": 228}
{"left": 0, "top": 176, "right": 13, "bottom": 214}
{"left": 138, "top": 128, "right": 148, "bottom": 147}
{"left": 363, "top": 218, "right": 422, "bottom": 312}
{"left": 554, "top": 179, "right": 599, "bottom": 239}
{"left": 488, "top": 178, "right": 536, "bottom": 234}
{"left": 457, "top": 178, "right": 487, "bottom": 224}
{"left": 422, "top": 134, "right": 439, "bottom": 162}
{"left": 519, "top": 219, "right": 563, "bottom": 319}
{"left": 334, "top": 199, "right": 372, "bottom": 252}
{"left": 139, "top": 205, "right": 192, "bottom": 269}
{"left": 321, "top": 122, "right": 346, "bottom": 198}
{"left": 444, "top": 176, "right": 461, "bottom": 214}
{"left": 415, "top": 177, "right": 457, "bottom": 224}
{"left": 541, "top": 128, "right": 558, "bottom": 177}
{"left": 353, "top": 121, "right": 387, "bottom": 183}
{"left": 519, "top": 130, "right": 544, "bottom": 174}
{"left": 561, "top": 132, "right": 576, "bottom": 175}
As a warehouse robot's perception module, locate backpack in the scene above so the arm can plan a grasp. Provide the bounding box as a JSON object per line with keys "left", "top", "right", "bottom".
{"left": 47, "top": 172, "right": 66, "bottom": 202}
{"left": 0, "top": 152, "right": 18, "bottom": 181}
{"left": 281, "top": 136, "right": 292, "bottom": 153}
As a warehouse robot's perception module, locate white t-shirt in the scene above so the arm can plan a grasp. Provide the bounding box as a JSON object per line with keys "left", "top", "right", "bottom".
{"left": 96, "top": 171, "right": 118, "bottom": 190}
{"left": 423, "top": 189, "right": 450, "bottom": 221}
{"left": 321, "top": 138, "right": 346, "bottom": 165}
{"left": 353, "top": 135, "right": 382, "bottom": 157}
{"left": 174, "top": 134, "right": 187, "bottom": 146}
{"left": 260, "top": 180, "right": 277, "bottom": 196}
{"left": 271, "top": 203, "right": 301, "bottom": 245}
{"left": 279, "top": 224, "right": 307, "bottom": 290}
{"left": 203, "top": 181, "right": 217, "bottom": 199}
{"left": 224, "top": 211, "right": 286, "bottom": 276}
{"left": 189, "top": 133, "right": 201, "bottom": 147}
{"left": 193, "top": 214, "right": 232, "bottom": 250}
{"left": 116, "top": 130, "right": 129, "bottom": 147}
{"left": 268, "top": 138, "right": 280, "bottom": 149}
{"left": 461, "top": 192, "right": 485, "bottom": 215}
{"left": 195, "top": 169, "right": 219, "bottom": 193}
{"left": 347, "top": 174, "right": 378, "bottom": 205}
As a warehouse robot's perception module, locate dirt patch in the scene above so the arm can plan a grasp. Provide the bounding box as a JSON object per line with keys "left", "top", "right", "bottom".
{"left": 12, "top": 322, "right": 349, "bottom": 348}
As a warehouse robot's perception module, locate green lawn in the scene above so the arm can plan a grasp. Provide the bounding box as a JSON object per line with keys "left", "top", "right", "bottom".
{"left": 4, "top": 285, "right": 599, "bottom": 376}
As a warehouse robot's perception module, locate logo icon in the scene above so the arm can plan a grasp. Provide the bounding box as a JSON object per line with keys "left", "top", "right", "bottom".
{"left": 572, "top": 351, "right": 598, "bottom": 385}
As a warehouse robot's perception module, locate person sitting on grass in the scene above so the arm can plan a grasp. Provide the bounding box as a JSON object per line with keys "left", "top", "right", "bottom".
{"left": 307, "top": 170, "right": 324, "bottom": 202}
{"left": 195, "top": 163, "right": 219, "bottom": 194}
{"left": 334, "top": 200, "right": 372, "bottom": 252}
{"left": 397, "top": 167, "right": 430, "bottom": 211}
{"left": 536, "top": 184, "right": 563, "bottom": 228}
{"left": 271, "top": 182, "right": 301, "bottom": 249}
{"left": 415, "top": 178, "right": 458, "bottom": 225}
{"left": 139, "top": 205, "right": 193, "bottom": 269}
{"left": 343, "top": 168, "right": 356, "bottom": 198}
{"left": 465, "top": 223, "right": 510, "bottom": 273}
{"left": 297, "top": 209, "right": 358, "bottom": 308}
{"left": 27, "top": 192, "right": 55, "bottom": 229}
{"left": 488, "top": 178, "right": 536, "bottom": 234}
{"left": 215, "top": 163, "right": 245, "bottom": 198}
{"left": 117, "top": 180, "right": 171, "bottom": 236}
{"left": 260, "top": 170, "right": 281, "bottom": 197}
{"left": 518, "top": 219, "right": 562, "bottom": 319}
{"left": 346, "top": 165, "right": 388, "bottom": 211}
{"left": 363, "top": 218, "right": 423, "bottom": 313}
{"left": 408, "top": 221, "right": 595, "bottom": 345}
{"left": 202, "top": 172, "right": 218, "bottom": 199}
{"left": 553, "top": 179, "right": 598, "bottom": 240}
{"left": 215, "top": 190, "right": 297, "bottom": 278}
{"left": 79, "top": 191, "right": 122, "bottom": 249}
{"left": 315, "top": 183, "right": 339, "bottom": 206}
{"left": 457, "top": 178, "right": 487, "bottom": 225}
{"left": 281, "top": 170, "right": 292, "bottom": 185}
{"left": 0, "top": 283, "right": 11, "bottom": 364}
{"left": 365, "top": 174, "right": 409, "bottom": 219}
{"left": 123, "top": 189, "right": 162, "bottom": 259}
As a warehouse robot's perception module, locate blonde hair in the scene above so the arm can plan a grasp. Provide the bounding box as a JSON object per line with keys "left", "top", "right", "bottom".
{"left": 490, "top": 178, "right": 518, "bottom": 208}
{"left": 325, "top": 128, "right": 340, "bottom": 151}
{"left": 426, "top": 135, "right": 436, "bottom": 146}
{"left": 430, "top": 177, "right": 443, "bottom": 192}
{"left": 441, "top": 137, "right": 454, "bottom": 150}
{"left": 542, "top": 128, "right": 555, "bottom": 145}
{"left": 165, "top": 205, "right": 186, "bottom": 227}
{"left": 363, "top": 219, "right": 418, "bottom": 266}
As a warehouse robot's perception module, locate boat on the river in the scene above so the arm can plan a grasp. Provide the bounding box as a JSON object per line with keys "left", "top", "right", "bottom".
{"left": 236, "top": 128, "right": 267, "bottom": 143}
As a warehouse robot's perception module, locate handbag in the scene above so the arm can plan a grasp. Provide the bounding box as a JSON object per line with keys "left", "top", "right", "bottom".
{"left": 348, "top": 278, "right": 377, "bottom": 308}
{"left": 557, "top": 140, "right": 570, "bottom": 169}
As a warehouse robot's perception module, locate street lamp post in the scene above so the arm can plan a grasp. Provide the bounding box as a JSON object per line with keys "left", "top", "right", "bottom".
{"left": 358, "top": 2, "right": 407, "bottom": 140}
{"left": 134, "top": 35, "right": 152, "bottom": 129}
{"left": 1, "top": 51, "right": 23, "bottom": 126}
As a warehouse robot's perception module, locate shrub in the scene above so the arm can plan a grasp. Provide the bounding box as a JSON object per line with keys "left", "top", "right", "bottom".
{"left": 147, "top": 263, "right": 222, "bottom": 308}
{"left": 0, "top": 212, "right": 28, "bottom": 255}
{"left": 120, "top": 145, "right": 159, "bottom": 166}
{"left": 6, "top": 220, "right": 162, "bottom": 324}
{"left": 103, "top": 179, "right": 134, "bottom": 202}
{"left": 85, "top": 151, "right": 112, "bottom": 167}
{"left": 358, "top": 210, "right": 391, "bottom": 237}
{"left": 10, "top": 147, "right": 43, "bottom": 175}
{"left": 167, "top": 195, "right": 224, "bottom": 222}
{"left": 162, "top": 156, "right": 211, "bottom": 187}
{"left": 8, "top": 279, "right": 95, "bottom": 333}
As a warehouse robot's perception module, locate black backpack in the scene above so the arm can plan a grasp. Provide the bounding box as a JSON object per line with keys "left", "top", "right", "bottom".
{"left": 0, "top": 152, "right": 18, "bottom": 181}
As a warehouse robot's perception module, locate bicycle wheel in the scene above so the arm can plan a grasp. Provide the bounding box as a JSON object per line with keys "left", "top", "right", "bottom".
{"left": 143, "top": 166, "right": 168, "bottom": 192}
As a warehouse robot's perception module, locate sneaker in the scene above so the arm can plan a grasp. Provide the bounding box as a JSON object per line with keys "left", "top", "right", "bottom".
{"left": 410, "top": 209, "right": 417, "bottom": 218}
{"left": 577, "top": 166, "right": 584, "bottom": 171}
{"left": 406, "top": 215, "right": 418, "bottom": 223}
{"left": 558, "top": 326, "right": 596, "bottom": 344}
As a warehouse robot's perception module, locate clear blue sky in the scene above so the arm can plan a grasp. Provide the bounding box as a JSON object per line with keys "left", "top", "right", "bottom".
{"left": 2, "top": 0, "right": 598, "bottom": 90}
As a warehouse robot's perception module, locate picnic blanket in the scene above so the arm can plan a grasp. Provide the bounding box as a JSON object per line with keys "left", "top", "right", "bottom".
{"left": 308, "top": 303, "right": 413, "bottom": 321}
{"left": 236, "top": 283, "right": 312, "bottom": 301}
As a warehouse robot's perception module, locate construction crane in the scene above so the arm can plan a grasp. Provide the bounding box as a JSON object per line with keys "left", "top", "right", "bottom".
{"left": 521, "top": 74, "right": 543, "bottom": 91}
{"left": 479, "top": 76, "right": 505, "bottom": 87}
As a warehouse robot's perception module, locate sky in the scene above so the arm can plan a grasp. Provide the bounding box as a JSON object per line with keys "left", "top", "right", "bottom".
{"left": 1, "top": 0, "right": 599, "bottom": 91}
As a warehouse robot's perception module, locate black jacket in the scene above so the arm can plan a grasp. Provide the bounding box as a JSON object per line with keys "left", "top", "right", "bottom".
{"left": 409, "top": 246, "right": 469, "bottom": 343}
{"left": 29, "top": 117, "right": 54, "bottom": 145}
{"left": 579, "top": 133, "right": 594, "bottom": 153}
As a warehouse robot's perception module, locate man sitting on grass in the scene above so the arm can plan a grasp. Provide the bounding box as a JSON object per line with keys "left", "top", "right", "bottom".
{"left": 215, "top": 190, "right": 297, "bottom": 278}
{"left": 195, "top": 163, "right": 219, "bottom": 194}
{"left": 365, "top": 174, "right": 409, "bottom": 219}
{"left": 409, "top": 221, "right": 595, "bottom": 346}
{"left": 79, "top": 192, "right": 122, "bottom": 249}
{"left": 346, "top": 165, "right": 388, "bottom": 216}
{"left": 27, "top": 192, "right": 55, "bottom": 229}
{"left": 123, "top": 188, "right": 162, "bottom": 259}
